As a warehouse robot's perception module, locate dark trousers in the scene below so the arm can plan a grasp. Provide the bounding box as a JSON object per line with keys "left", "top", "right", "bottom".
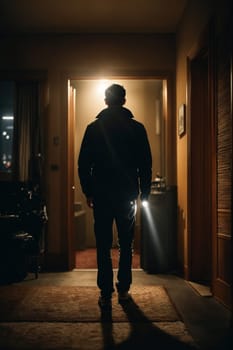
{"left": 93, "top": 197, "right": 136, "bottom": 298}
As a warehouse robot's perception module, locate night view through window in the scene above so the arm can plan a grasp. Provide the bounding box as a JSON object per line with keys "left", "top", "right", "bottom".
{"left": 0, "top": 81, "right": 14, "bottom": 172}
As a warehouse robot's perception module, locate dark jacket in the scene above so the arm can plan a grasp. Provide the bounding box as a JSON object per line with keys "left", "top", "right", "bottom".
{"left": 78, "top": 106, "right": 152, "bottom": 201}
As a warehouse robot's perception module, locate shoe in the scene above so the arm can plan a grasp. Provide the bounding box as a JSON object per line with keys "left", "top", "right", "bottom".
{"left": 98, "top": 296, "right": 112, "bottom": 309}
{"left": 118, "top": 291, "right": 131, "bottom": 303}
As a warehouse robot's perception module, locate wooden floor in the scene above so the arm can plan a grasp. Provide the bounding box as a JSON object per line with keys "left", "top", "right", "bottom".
{"left": 75, "top": 248, "right": 141, "bottom": 269}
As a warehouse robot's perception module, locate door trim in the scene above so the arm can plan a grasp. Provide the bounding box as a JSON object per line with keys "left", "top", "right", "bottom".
{"left": 186, "top": 22, "right": 216, "bottom": 285}
{"left": 62, "top": 71, "right": 175, "bottom": 270}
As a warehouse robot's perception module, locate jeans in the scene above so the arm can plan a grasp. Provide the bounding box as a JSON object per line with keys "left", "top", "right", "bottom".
{"left": 93, "top": 196, "right": 136, "bottom": 298}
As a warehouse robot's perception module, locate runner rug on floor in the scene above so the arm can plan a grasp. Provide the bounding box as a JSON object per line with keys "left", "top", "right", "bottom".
{"left": 0, "top": 285, "right": 197, "bottom": 349}
{"left": 0, "top": 285, "right": 180, "bottom": 322}
{"left": 0, "top": 321, "right": 196, "bottom": 349}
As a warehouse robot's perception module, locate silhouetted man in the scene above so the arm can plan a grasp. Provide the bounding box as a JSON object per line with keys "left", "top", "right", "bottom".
{"left": 78, "top": 84, "right": 152, "bottom": 309}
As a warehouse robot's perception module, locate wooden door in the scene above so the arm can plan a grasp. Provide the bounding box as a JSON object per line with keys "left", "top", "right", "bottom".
{"left": 213, "top": 18, "right": 232, "bottom": 309}
{"left": 188, "top": 50, "right": 212, "bottom": 284}
{"left": 188, "top": 21, "right": 232, "bottom": 309}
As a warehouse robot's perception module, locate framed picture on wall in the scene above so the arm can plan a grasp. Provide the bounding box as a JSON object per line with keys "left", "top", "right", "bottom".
{"left": 178, "top": 104, "right": 186, "bottom": 137}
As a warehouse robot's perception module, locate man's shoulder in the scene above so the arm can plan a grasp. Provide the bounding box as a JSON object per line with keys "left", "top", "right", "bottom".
{"left": 83, "top": 120, "right": 98, "bottom": 139}
{"left": 130, "top": 118, "right": 146, "bottom": 130}
{"left": 86, "top": 118, "right": 99, "bottom": 129}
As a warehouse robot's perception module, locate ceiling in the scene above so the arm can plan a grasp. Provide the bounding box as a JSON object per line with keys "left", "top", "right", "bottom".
{"left": 0, "top": 0, "right": 187, "bottom": 34}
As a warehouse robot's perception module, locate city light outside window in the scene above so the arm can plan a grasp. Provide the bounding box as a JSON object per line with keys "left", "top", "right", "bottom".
{"left": 0, "top": 81, "right": 14, "bottom": 172}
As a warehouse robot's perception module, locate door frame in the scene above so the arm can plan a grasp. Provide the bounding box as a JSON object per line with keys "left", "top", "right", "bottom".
{"left": 61, "top": 71, "right": 175, "bottom": 270}
{"left": 186, "top": 23, "right": 216, "bottom": 285}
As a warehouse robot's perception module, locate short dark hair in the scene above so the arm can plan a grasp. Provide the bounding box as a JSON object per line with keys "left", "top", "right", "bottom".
{"left": 105, "top": 84, "right": 126, "bottom": 106}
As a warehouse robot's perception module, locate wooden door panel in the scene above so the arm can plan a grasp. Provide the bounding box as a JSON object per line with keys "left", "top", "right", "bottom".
{"left": 189, "top": 53, "right": 212, "bottom": 282}
{"left": 214, "top": 18, "right": 232, "bottom": 308}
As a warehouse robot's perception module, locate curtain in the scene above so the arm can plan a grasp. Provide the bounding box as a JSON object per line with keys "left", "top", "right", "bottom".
{"left": 14, "top": 81, "right": 43, "bottom": 185}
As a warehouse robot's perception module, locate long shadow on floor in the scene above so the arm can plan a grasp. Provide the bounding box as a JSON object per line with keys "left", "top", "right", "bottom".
{"left": 100, "top": 297, "right": 198, "bottom": 350}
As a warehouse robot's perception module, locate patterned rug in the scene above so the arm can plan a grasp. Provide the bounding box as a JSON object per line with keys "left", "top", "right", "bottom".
{"left": 0, "top": 285, "right": 197, "bottom": 349}
{"left": 0, "top": 321, "right": 196, "bottom": 349}
{"left": 0, "top": 285, "right": 180, "bottom": 322}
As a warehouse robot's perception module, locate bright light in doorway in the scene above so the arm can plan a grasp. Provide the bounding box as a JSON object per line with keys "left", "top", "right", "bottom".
{"left": 96, "top": 79, "right": 111, "bottom": 96}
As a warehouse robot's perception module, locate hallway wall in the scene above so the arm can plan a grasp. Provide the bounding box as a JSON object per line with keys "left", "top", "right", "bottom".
{"left": 176, "top": 0, "right": 216, "bottom": 275}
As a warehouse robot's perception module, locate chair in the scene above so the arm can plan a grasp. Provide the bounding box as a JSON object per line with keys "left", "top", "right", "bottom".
{"left": 0, "top": 181, "right": 47, "bottom": 283}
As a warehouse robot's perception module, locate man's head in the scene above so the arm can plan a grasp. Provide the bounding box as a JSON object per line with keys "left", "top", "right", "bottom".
{"left": 105, "top": 84, "right": 126, "bottom": 106}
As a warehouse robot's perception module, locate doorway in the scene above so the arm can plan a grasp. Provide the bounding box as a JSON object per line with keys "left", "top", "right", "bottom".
{"left": 187, "top": 46, "right": 215, "bottom": 287}
{"left": 69, "top": 78, "right": 166, "bottom": 269}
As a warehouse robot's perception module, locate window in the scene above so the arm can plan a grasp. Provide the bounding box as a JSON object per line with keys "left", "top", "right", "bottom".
{"left": 0, "top": 81, "right": 15, "bottom": 174}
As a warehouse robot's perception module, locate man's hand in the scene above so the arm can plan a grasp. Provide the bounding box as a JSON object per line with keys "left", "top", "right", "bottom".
{"left": 86, "top": 197, "right": 94, "bottom": 208}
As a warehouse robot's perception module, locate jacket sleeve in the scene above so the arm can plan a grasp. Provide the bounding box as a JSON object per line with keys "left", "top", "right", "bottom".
{"left": 78, "top": 125, "right": 94, "bottom": 198}
{"left": 137, "top": 125, "right": 152, "bottom": 200}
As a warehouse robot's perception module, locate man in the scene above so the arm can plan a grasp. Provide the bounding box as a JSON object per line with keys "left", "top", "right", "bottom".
{"left": 78, "top": 84, "right": 152, "bottom": 309}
